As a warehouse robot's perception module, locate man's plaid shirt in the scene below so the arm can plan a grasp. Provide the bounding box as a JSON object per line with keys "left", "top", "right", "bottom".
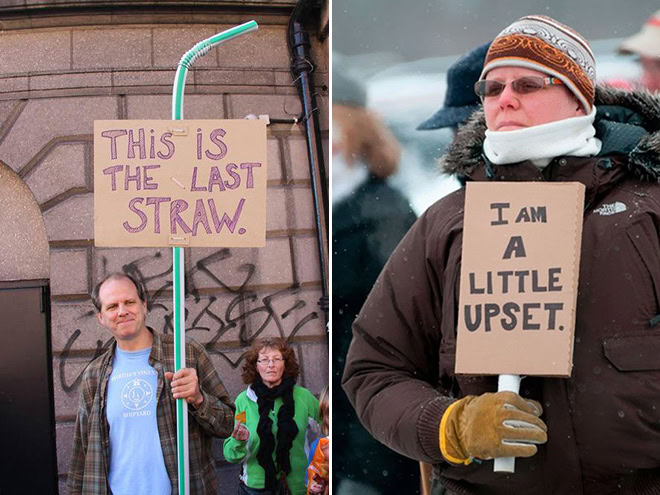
{"left": 67, "top": 330, "right": 235, "bottom": 494}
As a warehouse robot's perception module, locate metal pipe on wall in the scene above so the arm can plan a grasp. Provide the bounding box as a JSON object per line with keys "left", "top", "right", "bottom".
{"left": 288, "top": 0, "right": 329, "bottom": 324}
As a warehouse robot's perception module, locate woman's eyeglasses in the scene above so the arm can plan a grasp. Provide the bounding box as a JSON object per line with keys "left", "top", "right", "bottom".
{"left": 257, "top": 358, "right": 284, "bottom": 365}
{"left": 474, "top": 76, "right": 564, "bottom": 98}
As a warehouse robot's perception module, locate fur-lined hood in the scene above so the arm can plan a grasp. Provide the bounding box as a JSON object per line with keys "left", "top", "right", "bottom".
{"left": 440, "top": 86, "right": 660, "bottom": 182}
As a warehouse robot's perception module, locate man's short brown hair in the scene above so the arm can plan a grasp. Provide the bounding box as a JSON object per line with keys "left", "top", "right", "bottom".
{"left": 91, "top": 272, "right": 146, "bottom": 312}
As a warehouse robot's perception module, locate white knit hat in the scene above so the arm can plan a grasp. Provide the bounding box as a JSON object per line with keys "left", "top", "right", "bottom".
{"left": 619, "top": 10, "right": 660, "bottom": 58}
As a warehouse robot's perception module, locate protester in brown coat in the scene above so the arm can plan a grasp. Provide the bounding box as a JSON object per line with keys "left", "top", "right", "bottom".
{"left": 343, "top": 15, "right": 660, "bottom": 495}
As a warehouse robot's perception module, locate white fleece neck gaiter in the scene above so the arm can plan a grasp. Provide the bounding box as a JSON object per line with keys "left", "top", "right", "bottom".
{"left": 483, "top": 106, "right": 602, "bottom": 168}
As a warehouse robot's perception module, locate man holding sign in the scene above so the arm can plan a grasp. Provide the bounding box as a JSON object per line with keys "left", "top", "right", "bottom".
{"left": 343, "top": 14, "right": 660, "bottom": 495}
{"left": 67, "top": 273, "right": 235, "bottom": 494}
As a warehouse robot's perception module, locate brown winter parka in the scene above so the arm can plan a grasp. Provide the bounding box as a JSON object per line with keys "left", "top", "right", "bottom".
{"left": 342, "top": 87, "right": 660, "bottom": 495}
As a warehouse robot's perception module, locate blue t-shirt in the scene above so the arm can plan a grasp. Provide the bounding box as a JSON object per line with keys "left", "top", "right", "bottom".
{"left": 106, "top": 346, "right": 171, "bottom": 495}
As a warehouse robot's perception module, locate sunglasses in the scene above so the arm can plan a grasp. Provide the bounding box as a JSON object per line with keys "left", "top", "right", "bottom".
{"left": 474, "top": 76, "right": 564, "bottom": 98}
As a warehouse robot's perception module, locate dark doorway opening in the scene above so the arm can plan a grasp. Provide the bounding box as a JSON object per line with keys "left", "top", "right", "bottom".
{"left": 0, "top": 280, "right": 58, "bottom": 494}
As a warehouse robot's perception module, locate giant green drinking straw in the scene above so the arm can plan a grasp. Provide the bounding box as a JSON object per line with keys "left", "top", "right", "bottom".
{"left": 171, "top": 20, "right": 258, "bottom": 495}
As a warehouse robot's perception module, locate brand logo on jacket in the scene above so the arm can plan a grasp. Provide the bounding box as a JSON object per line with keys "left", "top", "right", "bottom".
{"left": 593, "top": 202, "right": 627, "bottom": 216}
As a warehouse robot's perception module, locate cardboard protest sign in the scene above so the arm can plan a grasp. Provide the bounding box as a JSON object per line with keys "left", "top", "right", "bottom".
{"left": 455, "top": 182, "right": 585, "bottom": 377}
{"left": 94, "top": 119, "right": 266, "bottom": 247}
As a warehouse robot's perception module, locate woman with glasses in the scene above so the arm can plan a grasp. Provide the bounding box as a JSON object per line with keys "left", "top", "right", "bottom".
{"left": 224, "top": 337, "right": 321, "bottom": 495}
{"left": 343, "top": 13, "right": 660, "bottom": 495}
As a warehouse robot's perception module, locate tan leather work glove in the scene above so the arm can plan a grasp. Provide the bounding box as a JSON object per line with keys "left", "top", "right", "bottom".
{"left": 439, "top": 391, "right": 547, "bottom": 465}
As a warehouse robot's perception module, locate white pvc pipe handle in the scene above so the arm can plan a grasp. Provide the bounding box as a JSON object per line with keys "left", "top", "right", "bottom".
{"left": 493, "top": 374, "right": 521, "bottom": 473}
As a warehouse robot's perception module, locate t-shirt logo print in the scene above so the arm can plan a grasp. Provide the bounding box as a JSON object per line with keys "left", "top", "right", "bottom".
{"left": 121, "top": 378, "right": 153, "bottom": 410}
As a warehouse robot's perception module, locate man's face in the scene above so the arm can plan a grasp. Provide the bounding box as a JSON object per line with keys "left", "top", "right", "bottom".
{"left": 640, "top": 56, "right": 660, "bottom": 93}
{"left": 97, "top": 277, "right": 149, "bottom": 347}
{"left": 483, "top": 66, "right": 585, "bottom": 132}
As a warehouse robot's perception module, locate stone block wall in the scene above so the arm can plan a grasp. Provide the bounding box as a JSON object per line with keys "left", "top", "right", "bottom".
{"left": 0, "top": 3, "right": 328, "bottom": 493}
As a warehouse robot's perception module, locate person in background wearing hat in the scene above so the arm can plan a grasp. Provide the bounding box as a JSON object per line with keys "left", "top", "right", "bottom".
{"left": 343, "top": 14, "right": 660, "bottom": 495}
{"left": 417, "top": 42, "right": 490, "bottom": 135}
{"left": 332, "top": 52, "right": 420, "bottom": 494}
{"left": 618, "top": 9, "right": 660, "bottom": 93}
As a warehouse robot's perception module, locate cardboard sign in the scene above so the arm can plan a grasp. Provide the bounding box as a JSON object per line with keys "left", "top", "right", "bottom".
{"left": 94, "top": 119, "right": 267, "bottom": 247}
{"left": 455, "top": 182, "right": 585, "bottom": 377}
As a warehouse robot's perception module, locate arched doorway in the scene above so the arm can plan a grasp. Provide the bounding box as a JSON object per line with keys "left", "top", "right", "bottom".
{"left": 0, "top": 162, "right": 57, "bottom": 493}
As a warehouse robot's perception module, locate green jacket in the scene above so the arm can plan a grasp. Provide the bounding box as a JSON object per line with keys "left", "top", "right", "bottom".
{"left": 223, "top": 385, "right": 320, "bottom": 495}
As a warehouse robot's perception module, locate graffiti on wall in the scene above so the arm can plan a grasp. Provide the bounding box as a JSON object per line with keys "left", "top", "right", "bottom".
{"left": 59, "top": 248, "right": 320, "bottom": 393}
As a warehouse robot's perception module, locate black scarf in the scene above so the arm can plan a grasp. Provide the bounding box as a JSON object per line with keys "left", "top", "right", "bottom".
{"left": 252, "top": 376, "right": 299, "bottom": 490}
